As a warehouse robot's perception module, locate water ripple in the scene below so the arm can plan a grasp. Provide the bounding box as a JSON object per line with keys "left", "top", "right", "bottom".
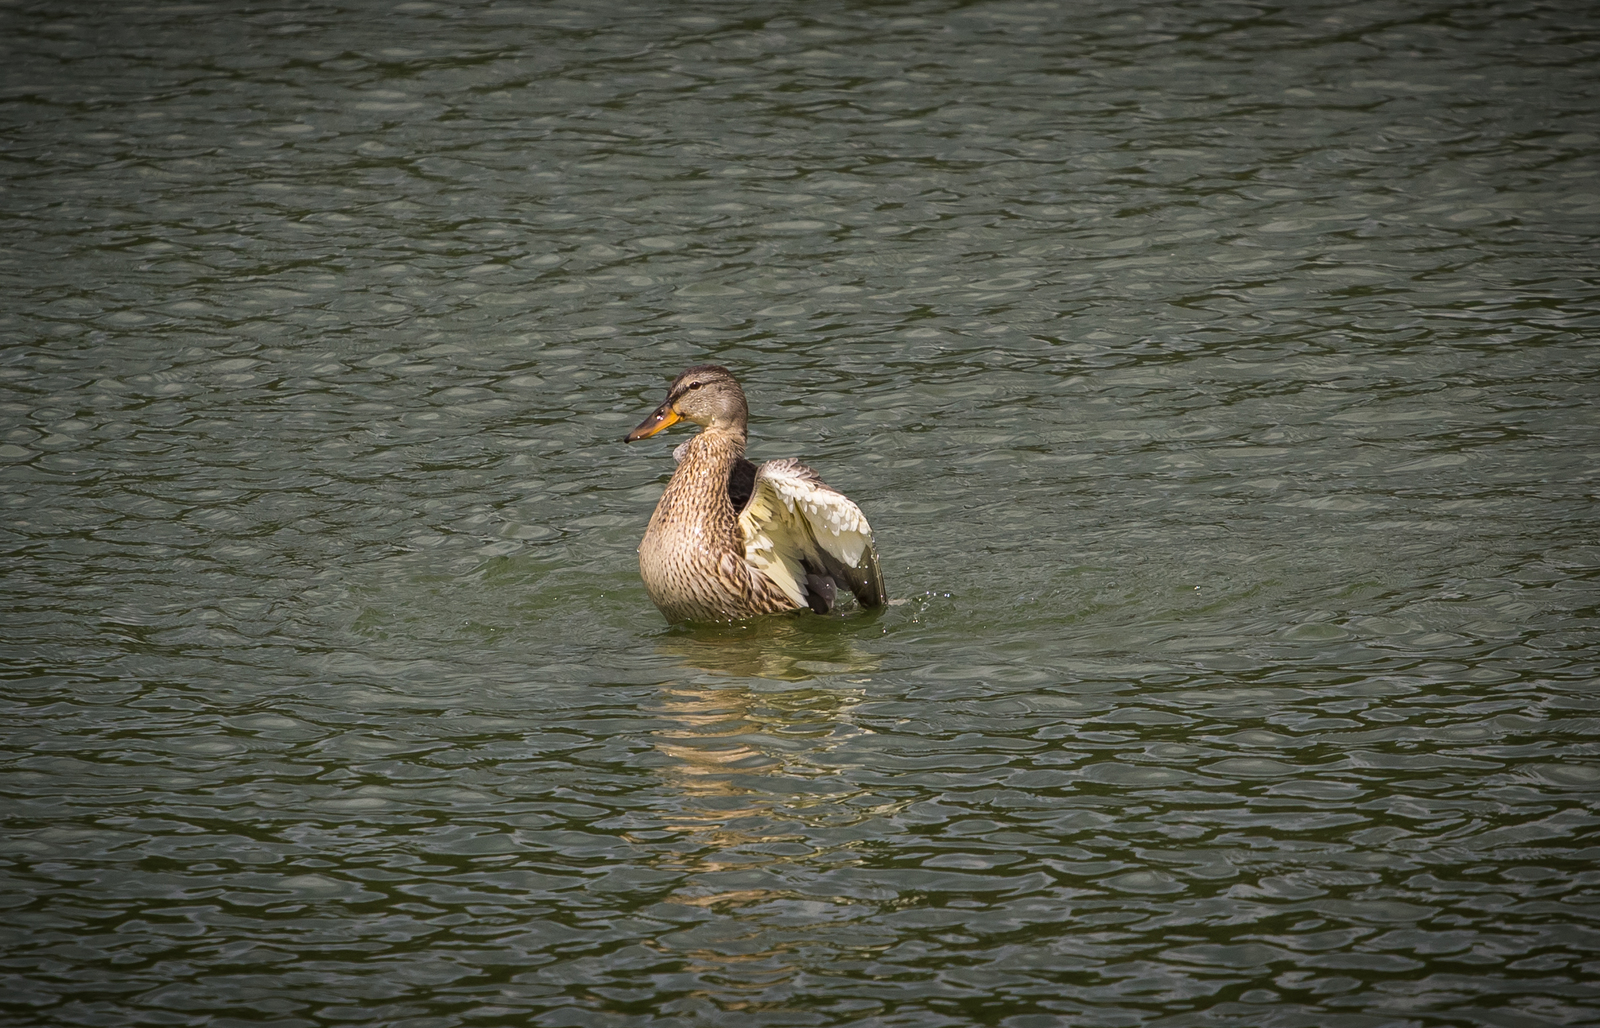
{"left": 5, "top": 0, "right": 1600, "bottom": 1025}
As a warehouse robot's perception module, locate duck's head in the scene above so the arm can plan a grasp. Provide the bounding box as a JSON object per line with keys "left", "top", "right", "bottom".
{"left": 625, "top": 364, "right": 749, "bottom": 442}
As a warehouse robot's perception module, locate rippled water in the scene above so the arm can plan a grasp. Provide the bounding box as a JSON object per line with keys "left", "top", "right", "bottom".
{"left": 4, "top": 1, "right": 1599, "bottom": 1025}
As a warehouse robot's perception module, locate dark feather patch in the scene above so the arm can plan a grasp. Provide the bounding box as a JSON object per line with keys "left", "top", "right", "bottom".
{"left": 803, "top": 568, "right": 838, "bottom": 614}
{"left": 727, "top": 456, "right": 757, "bottom": 515}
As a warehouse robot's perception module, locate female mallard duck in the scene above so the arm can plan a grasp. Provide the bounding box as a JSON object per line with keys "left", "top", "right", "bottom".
{"left": 624, "top": 364, "right": 886, "bottom": 624}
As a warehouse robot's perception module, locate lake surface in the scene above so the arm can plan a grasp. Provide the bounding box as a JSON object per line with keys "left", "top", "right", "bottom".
{"left": 4, "top": 1, "right": 1599, "bottom": 1025}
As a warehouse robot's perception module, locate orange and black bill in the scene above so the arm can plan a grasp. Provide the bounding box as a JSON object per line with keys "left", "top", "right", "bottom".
{"left": 625, "top": 401, "right": 681, "bottom": 442}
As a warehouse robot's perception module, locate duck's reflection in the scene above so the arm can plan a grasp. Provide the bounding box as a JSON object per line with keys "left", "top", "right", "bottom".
{"left": 637, "top": 618, "right": 894, "bottom": 1004}
{"left": 653, "top": 611, "right": 883, "bottom": 681}
{"left": 645, "top": 628, "right": 875, "bottom": 821}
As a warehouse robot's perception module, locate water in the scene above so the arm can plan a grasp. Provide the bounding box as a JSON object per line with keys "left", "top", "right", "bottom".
{"left": 3, "top": 1, "right": 1599, "bottom": 1025}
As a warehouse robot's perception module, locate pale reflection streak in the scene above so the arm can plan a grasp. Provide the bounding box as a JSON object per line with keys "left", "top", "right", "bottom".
{"left": 653, "top": 614, "right": 884, "bottom": 681}
{"left": 639, "top": 623, "right": 888, "bottom": 1004}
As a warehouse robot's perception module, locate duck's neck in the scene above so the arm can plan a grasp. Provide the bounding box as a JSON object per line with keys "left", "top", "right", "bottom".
{"left": 684, "top": 425, "right": 746, "bottom": 463}
{"left": 660, "top": 426, "right": 744, "bottom": 508}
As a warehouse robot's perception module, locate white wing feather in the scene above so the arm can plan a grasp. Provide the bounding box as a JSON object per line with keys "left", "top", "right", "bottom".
{"left": 737, "top": 458, "right": 884, "bottom": 610}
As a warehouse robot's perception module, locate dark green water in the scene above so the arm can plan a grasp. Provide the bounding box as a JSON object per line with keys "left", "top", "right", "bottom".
{"left": 4, "top": 2, "right": 1599, "bottom": 1025}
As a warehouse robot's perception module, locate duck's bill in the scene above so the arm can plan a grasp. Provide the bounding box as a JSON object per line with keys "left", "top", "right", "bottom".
{"left": 625, "top": 403, "right": 681, "bottom": 442}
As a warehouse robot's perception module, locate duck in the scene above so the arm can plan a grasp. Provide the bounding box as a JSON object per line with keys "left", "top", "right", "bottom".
{"left": 623, "top": 364, "right": 887, "bottom": 624}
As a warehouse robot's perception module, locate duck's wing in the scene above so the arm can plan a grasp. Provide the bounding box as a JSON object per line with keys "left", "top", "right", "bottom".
{"left": 738, "top": 458, "right": 887, "bottom": 614}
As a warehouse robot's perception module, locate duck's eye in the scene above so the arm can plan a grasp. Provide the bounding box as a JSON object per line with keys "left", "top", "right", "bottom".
{"left": 687, "top": 381, "right": 703, "bottom": 390}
